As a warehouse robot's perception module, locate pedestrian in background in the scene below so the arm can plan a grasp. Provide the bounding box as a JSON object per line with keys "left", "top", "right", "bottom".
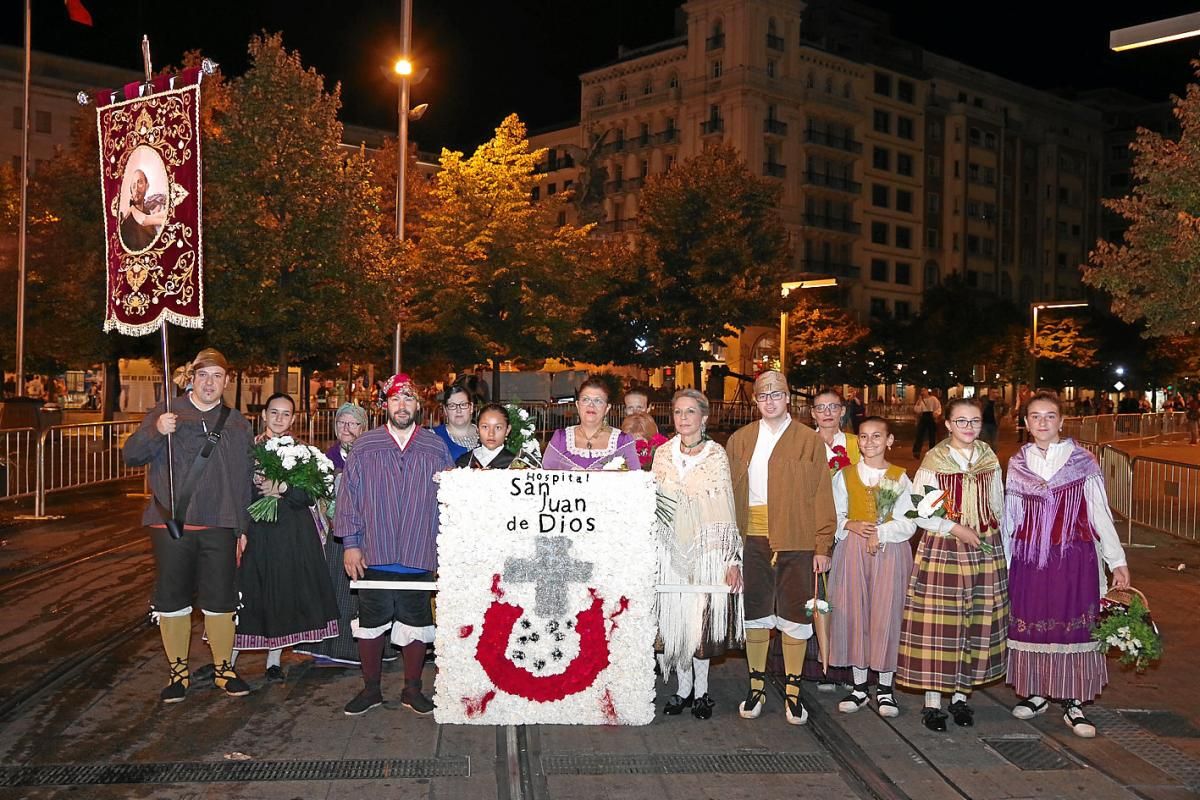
{"left": 911, "top": 388, "right": 941, "bottom": 458}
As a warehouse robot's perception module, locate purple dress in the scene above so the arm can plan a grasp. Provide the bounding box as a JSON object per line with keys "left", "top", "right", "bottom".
{"left": 542, "top": 427, "right": 641, "bottom": 471}
{"left": 1005, "top": 441, "right": 1108, "bottom": 701}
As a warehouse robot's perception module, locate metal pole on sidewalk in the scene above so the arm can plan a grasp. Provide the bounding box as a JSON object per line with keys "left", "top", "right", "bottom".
{"left": 14, "top": 0, "right": 31, "bottom": 397}
{"left": 392, "top": 0, "right": 412, "bottom": 375}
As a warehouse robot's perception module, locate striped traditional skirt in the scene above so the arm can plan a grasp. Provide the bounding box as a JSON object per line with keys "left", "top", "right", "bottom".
{"left": 828, "top": 532, "right": 913, "bottom": 673}
{"left": 1006, "top": 537, "right": 1107, "bottom": 701}
{"left": 897, "top": 527, "right": 1009, "bottom": 692}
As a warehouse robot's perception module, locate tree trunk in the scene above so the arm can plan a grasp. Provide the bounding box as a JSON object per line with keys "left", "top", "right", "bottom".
{"left": 692, "top": 359, "right": 703, "bottom": 391}
{"left": 301, "top": 367, "right": 311, "bottom": 415}
{"left": 275, "top": 345, "right": 289, "bottom": 394}
{"left": 235, "top": 370, "right": 243, "bottom": 413}
{"left": 491, "top": 356, "right": 502, "bottom": 402}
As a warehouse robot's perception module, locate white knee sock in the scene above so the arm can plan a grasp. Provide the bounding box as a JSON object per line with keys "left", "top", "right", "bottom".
{"left": 924, "top": 691, "right": 942, "bottom": 709}
{"left": 674, "top": 662, "right": 694, "bottom": 698}
{"left": 852, "top": 667, "right": 869, "bottom": 686}
{"left": 692, "top": 658, "right": 710, "bottom": 697}
{"left": 878, "top": 671, "right": 895, "bottom": 692}
{"left": 229, "top": 649, "right": 239, "bottom": 667}
{"left": 267, "top": 648, "right": 282, "bottom": 669}
{"left": 952, "top": 691, "right": 968, "bottom": 705}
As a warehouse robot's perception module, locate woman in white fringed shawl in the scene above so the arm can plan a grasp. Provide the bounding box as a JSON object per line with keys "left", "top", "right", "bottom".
{"left": 652, "top": 388, "right": 744, "bottom": 721}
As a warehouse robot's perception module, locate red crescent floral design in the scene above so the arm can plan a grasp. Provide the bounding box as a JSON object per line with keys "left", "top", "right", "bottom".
{"left": 475, "top": 594, "right": 609, "bottom": 702}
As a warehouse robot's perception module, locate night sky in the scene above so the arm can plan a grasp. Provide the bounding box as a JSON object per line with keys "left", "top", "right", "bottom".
{"left": 5, "top": 1, "right": 1200, "bottom": 151}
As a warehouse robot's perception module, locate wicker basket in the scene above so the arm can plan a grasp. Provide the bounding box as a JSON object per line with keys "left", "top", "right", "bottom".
{"left": 1103, "top": 585, "right": 1150, "bottom": 612}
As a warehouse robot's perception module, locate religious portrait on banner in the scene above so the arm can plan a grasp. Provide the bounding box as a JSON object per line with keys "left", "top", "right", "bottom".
{"left": 96, "top": 67, "right": 206, "bottom": 335}
{"left": 118, "top": 146, "right": 169, "bottom": 253}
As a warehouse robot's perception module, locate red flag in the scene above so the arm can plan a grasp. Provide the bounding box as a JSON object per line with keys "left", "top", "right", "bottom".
{"left": 64, "top": 0, "right": 92, "bottom": 26}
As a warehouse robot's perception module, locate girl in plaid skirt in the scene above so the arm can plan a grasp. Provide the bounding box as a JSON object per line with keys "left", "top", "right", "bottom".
{"left": 897, "top": 397, "right": 1009, "bottom": 732}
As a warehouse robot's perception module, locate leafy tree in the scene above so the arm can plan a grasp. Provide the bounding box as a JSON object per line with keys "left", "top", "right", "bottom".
{"left": 0, "top": 163, "right": 19, "bottom": 374}
{"left": 402, "top": 114, "right": 600, "bottom": 398}
{"left": 785, "top": 288, "right": 870, "bottom": 389}
{"left": 593, "top": 143, "right": 791, "bottom": 385}
{"left": 203, "top": 33, "right": 403, "bottom": 391}
{"left": 1085, "top": 64, "right": 1200, "bottom": 337}
{"left": 1035, "top": 317, "right": 1098, "bottom": 365}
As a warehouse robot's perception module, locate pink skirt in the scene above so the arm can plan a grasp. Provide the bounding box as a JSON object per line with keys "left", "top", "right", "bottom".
{"left": 828, "top": 532, "right": 913, "bottom": 673}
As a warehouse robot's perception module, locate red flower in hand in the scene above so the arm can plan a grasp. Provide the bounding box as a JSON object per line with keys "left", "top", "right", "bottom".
{"left": 635, "top": 434, "right": 669, "bottom": 468}
{"left": 828, "top": 444, "right": 851, "bottom": 473}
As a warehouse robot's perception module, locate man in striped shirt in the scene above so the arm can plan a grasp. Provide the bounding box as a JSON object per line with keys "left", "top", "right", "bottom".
{"left": 335, "top": 373, "right": 454, "bottom": 716}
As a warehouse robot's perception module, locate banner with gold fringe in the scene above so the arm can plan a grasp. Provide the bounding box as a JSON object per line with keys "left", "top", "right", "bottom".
{"left": 96, "top": 67, "right": 204, "bottom": 335}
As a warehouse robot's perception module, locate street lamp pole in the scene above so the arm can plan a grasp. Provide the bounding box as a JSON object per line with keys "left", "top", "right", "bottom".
{"left": 779, "top": 278, "right": 837, "bottom": 372}
{"left": 1028, "top": 300, "right": 1088, "bottom": 391}
{"left": 392, "top": 0, "right": 413, "bottom": 375}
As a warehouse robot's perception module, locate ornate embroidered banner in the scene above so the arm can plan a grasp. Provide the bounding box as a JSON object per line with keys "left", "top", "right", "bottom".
{"left": 435, "top": 469, "right": 657, "bottom": 725}
{"left": 96, "top": 68, "right": 204, "bottom": 335}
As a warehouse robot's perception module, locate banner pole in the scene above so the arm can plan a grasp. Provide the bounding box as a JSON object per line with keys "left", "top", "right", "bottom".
{"left": 140, "top": 35, "right": 177, "bottom": 521}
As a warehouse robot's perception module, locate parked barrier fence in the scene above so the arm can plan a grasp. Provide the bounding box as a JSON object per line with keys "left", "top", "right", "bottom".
{"left": 0, "top": 427, "right": 37, "bottom": 500}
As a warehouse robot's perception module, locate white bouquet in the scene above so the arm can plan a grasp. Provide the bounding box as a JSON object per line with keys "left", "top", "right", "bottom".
{"left": 249, "top": 435, "right": 336, "bottom": 523}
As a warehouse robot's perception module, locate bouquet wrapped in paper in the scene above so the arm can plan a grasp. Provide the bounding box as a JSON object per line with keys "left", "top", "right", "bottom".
{"left": 248, "top": 435, "right": 336, "bottom": 523}
{"left": 505, "top": 404, "right": 542, "bottom": 468}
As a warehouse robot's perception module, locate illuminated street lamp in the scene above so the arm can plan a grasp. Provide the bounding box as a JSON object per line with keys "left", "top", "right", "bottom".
{"left": 1030, "top": 300, "right": 1088, "bottom": 388}
{"left": 1110, "top": 11, "right": 1200, "bottom": 51}
{"left": 779, "top": 277, "right": 837, "bottom": 370}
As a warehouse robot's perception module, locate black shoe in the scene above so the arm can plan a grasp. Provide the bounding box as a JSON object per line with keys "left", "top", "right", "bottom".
{"left": 401, "top": 681, "right": 435, "bottom": 715}
{"left": 948, "top": 700, "right": 974, "bottom": 727}
{"left": 160, "top": 658, "right": 189, "bottom": 704}
{"left": 344, "top": 685, "right": 384, "bottom": 716}
{"left": 213, "top": 662, "right": 251, "bottom": 698}
{"left": 922, "top": 708, "right": 948, "bottom": 732}
{"left": 663, "top": 693, "right": 693, "bottom": 715}
{"left": 265, "top": 665, "right": 284, "bottom": 683}
{"left": 692, "top": 693, "right": 714, "bottom": 720}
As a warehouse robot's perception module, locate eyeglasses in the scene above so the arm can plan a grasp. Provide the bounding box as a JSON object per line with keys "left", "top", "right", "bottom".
{"left": 578, "top": 397, "right": 608, "bottom": 407}
{"left": 444, "top": 402, "right": 472, "bottom": 412}
{"left": 813, "top": 403, "right": 843, "bottom": 412}
{"left": 756, "top": 391, "right": 787, "bottom": 403}
{"left": 336, "top": 420, "right": 362, "bottom": 429}
{"left": 951, "top": 418, "right": 984, "bottom": 429}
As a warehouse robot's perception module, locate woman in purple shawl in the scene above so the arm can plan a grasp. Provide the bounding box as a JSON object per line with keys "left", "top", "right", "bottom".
{"left": 1002, "top": 391, "right": 1130, "bottom": 739}
{"left": 542, "top": 376, "right": 640, "bottom": 471}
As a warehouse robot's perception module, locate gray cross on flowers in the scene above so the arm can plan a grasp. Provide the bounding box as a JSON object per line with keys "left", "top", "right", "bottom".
{"left": 503, "top": 536, "right": 594, "bottom": 618}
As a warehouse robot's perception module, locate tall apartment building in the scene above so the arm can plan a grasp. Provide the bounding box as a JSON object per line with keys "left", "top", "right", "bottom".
{"left": 529, "top": 0, "right": 1109, "bottom": 376}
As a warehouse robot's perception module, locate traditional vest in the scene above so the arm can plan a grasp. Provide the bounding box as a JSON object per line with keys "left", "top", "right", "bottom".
{"left": 1005, "top": 441, "right": 1100, "bottom": 569}
{"left": 924, "top": 441, "right": 1002, "bottom": 532}
{"left": 845, "top": 464, "right": 906, "bottom": 522}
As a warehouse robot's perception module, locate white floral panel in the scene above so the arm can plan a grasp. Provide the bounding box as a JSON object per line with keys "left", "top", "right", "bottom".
{"left": 434, "top": 469, "right": 657, "bottom": 725}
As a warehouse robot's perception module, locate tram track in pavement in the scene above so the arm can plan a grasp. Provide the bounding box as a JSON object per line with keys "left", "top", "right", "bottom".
{"left": 0, "top": 533, "right": 148, "bottom": 597}
{"left": 0, "top": 534, "right": 156, "bottom": 729}
{"left": 494, "top": 677, "right": 911, "bottom": 800}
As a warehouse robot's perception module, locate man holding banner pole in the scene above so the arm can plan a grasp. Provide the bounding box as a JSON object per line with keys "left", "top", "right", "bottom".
{"left": 123, "top": 347, "right": 254, "bottom": 703}
{"left": 336, "top": 373, "right": 453, "bottom": 716}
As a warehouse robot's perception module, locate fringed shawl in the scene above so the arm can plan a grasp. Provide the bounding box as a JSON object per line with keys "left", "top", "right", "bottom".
{"left": 1004, "top": 441, "right": 1100, "bottom": 569}
{"left": 923, "top": 440, "right": 1003, "bottom": 532}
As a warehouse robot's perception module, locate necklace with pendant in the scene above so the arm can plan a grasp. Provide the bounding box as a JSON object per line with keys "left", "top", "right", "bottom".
{"left": 583, "top": 425, "right": 607, "bottom": 452}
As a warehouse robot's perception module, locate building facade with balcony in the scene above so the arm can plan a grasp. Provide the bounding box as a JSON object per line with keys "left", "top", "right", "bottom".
{"left": 526, "top": 0, "right": 1109, "bottom": 337}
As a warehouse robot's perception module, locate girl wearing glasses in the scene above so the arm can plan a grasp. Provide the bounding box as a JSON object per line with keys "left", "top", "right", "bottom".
{"left": 432, "top": 382, "right": 480, "bottom": 462}
{"left": 543, "top": 377, "right": 640, "bottom": 471}
{"left": 898, "top": 397, "right": 1008, "bottom": 732}
{"left": 1002, "top": 392, "right": 1129, "bottom": 739}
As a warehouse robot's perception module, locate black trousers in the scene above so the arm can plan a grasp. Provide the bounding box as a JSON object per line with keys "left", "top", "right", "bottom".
{"left": 913, "top": 411, "right": 937, "bottom": 455}
{"left": 150, "top": 526, "right": 238, "bottom": 613}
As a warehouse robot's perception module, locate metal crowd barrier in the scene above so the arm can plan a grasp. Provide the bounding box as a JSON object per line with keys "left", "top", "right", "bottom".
{"left": 0, "top": 427, "right": 37, "bottom": 500}
{"left": 1065, "top": 415, "right": 1199, "bottom": 544}
{"left": 1129, "top": 455, "right": 1200, "bottom": 541}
